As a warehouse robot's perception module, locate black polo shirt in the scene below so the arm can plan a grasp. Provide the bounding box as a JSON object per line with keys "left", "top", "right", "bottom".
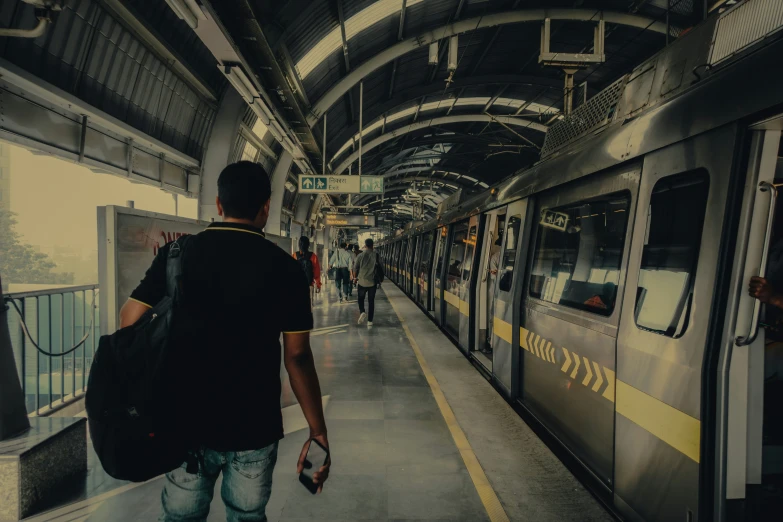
{"left": 129, "top": 221, "right": 313, "bottom": 451}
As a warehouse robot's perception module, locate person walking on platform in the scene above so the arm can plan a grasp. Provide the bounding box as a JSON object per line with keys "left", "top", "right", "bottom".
{"left": 354, "top": 238, "right": 381, "bottom": 327}
{"left": 295, "top": 236, "right": 321, "bottom": 307}
{"left": 346, "top": 244, "right": 355, "bottom": 297}
{"left": 118, "top": 161, "right": 330, "bottom": 521}
{"left": 350, "top": 244, "right": 360, "bottom": 296}
{"left": 329, "top": 242, "right": 353, "bottom": 302}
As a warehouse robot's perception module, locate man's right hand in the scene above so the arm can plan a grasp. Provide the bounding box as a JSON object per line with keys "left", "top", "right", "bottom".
{"left": 749, "top": 276, "right": 783, "bottom": 308}
{"left": 297, "top": 434, "right": 331, "bottom": 493}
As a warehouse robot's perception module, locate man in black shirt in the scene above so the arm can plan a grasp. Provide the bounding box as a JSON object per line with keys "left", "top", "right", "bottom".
{"left": 119, "top": 161, "right": 330, "bottom": 521}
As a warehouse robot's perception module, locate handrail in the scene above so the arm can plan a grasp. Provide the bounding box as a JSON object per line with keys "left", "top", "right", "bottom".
{"left": 736, "top": 181, "right": 777, "bottom": 346}
{"left": 5, "top": 284, "right": 99, "bottom": 299}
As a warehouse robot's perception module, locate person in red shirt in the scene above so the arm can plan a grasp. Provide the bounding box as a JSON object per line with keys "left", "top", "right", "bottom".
{"left": 295, "top": 236, "right": 321, "bottom": 305}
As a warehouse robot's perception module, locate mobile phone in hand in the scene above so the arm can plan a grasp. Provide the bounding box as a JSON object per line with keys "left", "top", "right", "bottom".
{"left": 299, "top": 438, "right": 329, "bottom": 494}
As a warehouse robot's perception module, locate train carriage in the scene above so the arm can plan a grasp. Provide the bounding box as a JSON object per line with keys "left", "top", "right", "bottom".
{"left": 377, "top": 11, "right": 783, "bottom": 522}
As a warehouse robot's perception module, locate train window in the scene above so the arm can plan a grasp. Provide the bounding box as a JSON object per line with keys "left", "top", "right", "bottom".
{"left": 447, "top": 221, "right": 469, "bottom": 289}
{"left": 461, "top": 222, "right": 478, "bottom": 283}
{"left": 635, "top": 171, "right": 709, "bottom": 337}
{"left": 498, "top": 215, "right": 522, "bottom": 292}
{"left": 528, "top": 191, "right": 631, "bottom": 316}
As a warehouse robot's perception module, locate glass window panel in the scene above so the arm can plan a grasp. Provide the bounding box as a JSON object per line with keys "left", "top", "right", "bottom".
{"left": 241, "top": 142, "right": 258, "bottom": 163}
{"left": 461, "top": 223, "right": 478, "bottom": 283}
{"left": 447, "top": 221, "right": 469, "bottom": 292}
{"left": 529, "top": 191, "right": 631, "bottom": 316}
{"left": 635, "top": 171, "right": 709, "bottom": 337}
{"left": 498, "top": 215, "right": 522, "bottom": 292}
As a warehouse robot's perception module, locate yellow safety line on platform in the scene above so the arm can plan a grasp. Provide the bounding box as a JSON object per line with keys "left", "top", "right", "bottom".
{"left": 386, "top": 292, "right": 510, "bottom": 522}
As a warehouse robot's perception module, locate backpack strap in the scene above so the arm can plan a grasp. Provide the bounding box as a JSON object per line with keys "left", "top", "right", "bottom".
{"left": 166, "top": 235, "right": 191, "bottom": 299}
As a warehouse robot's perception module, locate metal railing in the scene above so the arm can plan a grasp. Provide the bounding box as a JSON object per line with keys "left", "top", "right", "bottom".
{"left": 4, "top": 284, "right": 99, "bottom": 416}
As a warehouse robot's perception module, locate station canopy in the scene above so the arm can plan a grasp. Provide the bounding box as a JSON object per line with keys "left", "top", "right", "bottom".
{"left": 145, "top": 0, "right": 704, "bottom": 223}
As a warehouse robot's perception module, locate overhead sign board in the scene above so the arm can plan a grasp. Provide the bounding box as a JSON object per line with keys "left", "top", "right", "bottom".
{"left": 324, "top": 214, "right": 376, "bottom": 227}
{"left": 540, "top": 209, "right": 569, "bottom": 231}
{"left": 299, "top": 175, "right": 384, "bottom": 194}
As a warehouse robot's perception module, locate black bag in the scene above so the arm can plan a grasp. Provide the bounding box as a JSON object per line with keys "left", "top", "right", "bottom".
{"left": 296, "top": 251, "right": 315, "bottom": 283}
{"left": 374, "top": 253, "right": 385, "bottom": 285}
{"left": 86, "top": 236, "right": 195, "bottom": 482}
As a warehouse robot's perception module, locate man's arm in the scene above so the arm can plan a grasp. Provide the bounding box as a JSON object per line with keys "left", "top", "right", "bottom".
{"left": 119, "top": 299, "right": 151, "bottom": 328}
{"left": 119, "top": 244, "right": 170, "bottom": 329}
{"left": 284, "top": 332, "right": 330, "bottom": 491}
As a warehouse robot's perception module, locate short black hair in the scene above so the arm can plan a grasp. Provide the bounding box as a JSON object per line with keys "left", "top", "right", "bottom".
{"left": 365, "top": 238, "right": 374, "bottom": 248}
{"left": 340, "top": 242, "right": 347, "bottom": 249}
{"left": 299, "top": 236, "right": 310, "bottom": 251}
{"left": 217, "top": 161, "right": 271, "bottom": 220}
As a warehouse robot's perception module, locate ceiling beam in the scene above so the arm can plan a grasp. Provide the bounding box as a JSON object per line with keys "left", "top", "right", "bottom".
{"left": 327, "top": 74, "right": 560, "bottom": 152}
{"left": 307, "top": 8, "right": 673, "bottom": 126}
{"left": 335, "top": 0, "right": 356, "bottom": 124}
{"left": 334, "top": 114, "right": 547, "bottom": 172}
{"left": 483, "top": 85, "right": 509, "bottom": 113}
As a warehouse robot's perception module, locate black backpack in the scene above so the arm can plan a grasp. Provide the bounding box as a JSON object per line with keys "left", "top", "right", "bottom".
{"left": 296, "top": 251, "right": 315, "bottom": 283}
{"left": 373, "top": 253, "right": 385, "bottom": 285}
{"left": 86, "top": 235, "right": 196, "bottom": 482}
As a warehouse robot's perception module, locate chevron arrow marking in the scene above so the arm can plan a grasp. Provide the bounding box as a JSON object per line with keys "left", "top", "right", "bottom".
{"left": 581, "top": 356, "right": 593, "bottom": 386}
{"left": 602, "top": 367, "right": 616, "bottom": 402}
{"left": 570, "top": 353, "right": 581, "bottom": 379}
{"left": 547, "top": 342, "right": 555, "bottom": 363}
{"left": 520, "top": 328, "right": 530, "bottom": 351}
{"left": 535, "top": 335, "right": 543, "bottom": 358}
{"left": 591, "top": 361, "right": 603, "bottom": 392}
{"left": 561, "top": 347, "right": 572, "bottom": 373}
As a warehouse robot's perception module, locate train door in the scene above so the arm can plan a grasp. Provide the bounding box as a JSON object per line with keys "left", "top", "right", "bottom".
{"left": 521, "top": 165, "right": 640, "bottom": 492}
{"left": 459, "top": 216, "right": 480, "bottom": 350}
{"left": 418, "top": 230, "right": 435, "bottom": 310}
{"left": 444, "top": 221, "right": 468, "bottom": 339}
{"left": 614, "top": 126, "right": 737, "bottom": 522}
{"left": 475, "top": 200, "right": 529, "bottom": 393}
{"left": 393, "top": 241, "right": 401, "bottom": 283}
{"left": 474, "top": 207, "right": 508, "bottom": 371}
{"left": 407, "top": 237, "right": 418, "bottom": 295}
{"left": 402, "top": 239, "right": 409, "bottom": 287}
{"left": 432, "top": 226, "right": 448, "bottom": 324}
{"left": 740, "top": 129, "right": 783, "bottom": 522}
{"left": 411, "top": 235, "right": 422, "bottom": 300}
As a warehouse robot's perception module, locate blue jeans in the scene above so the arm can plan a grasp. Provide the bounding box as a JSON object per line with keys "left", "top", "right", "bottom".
{"left": 335, "top": 267, "right": 350, "bottom": 298}
{"left": 160, "top": 442, "right": 278, "bottom": 522}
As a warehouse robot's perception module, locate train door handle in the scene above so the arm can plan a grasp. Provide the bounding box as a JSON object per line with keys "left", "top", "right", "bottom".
{"left": 736, "top": 181, "right": 777, "bottom": 346}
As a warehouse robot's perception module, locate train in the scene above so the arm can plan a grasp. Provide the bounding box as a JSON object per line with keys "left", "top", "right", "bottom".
{"left": 376, "top": 4, "right": 783, "bottom": 521}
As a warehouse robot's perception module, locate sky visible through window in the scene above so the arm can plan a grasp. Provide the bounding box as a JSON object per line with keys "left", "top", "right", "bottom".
{"left": 2, "top": 142, "right": 197, "bottom": 285}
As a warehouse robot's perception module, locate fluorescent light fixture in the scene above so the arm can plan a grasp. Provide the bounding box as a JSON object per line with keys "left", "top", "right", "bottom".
{"left": 448, "top": 36, "right": 458, "bottom": 72}
{"left": 221, "top": 64, "right": 258, "bottom": 104}
{"left": 285, "top": 181, "right": 297, "bottom": 192}
{"left": 165, "top": 0, "right": 205, "bottom": 29}
{"left": 428, "top": 42, "right": 439, "bottom": 65}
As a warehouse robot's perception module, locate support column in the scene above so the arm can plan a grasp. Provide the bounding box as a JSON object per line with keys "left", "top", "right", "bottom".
{"left": 265, "top": 150, "right": 293, "bottom": 236}
{"left": 198, "top": 88, "right": 246, "bottom": 222}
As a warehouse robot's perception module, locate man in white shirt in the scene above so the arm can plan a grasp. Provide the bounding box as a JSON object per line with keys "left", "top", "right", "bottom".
{"left": 329, "top": 243, "right": 353, "bottom": 302}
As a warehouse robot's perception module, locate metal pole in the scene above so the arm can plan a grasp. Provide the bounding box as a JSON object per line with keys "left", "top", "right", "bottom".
{"left": 60, "top": 295, "right": 64, "bottom": 403}
{"left": 82, "top": 291, "right": 86, "bottom": 391}
{"left": 359, "top": 80, "right": 363, "bottom": 176}
{"left": 322, "top": 113, "right": 327, "bottom": 176}
{"left": 666, "top": 0, "right": 670, "bottom": 46}
{"left": 71, "top": 293, "right": 75, "bottom": 396}
{"left": 48, "top": 297, "right": 52, "bottom": 410}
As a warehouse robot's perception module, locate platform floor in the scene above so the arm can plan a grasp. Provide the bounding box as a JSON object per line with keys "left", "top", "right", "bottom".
{"left": 25, "top": 283, "right": 611, "bottom": 522}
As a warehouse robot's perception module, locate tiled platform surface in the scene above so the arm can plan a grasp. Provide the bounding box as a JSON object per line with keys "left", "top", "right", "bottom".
{"left": 24, "top": 282, "right": 610, "bottom": 522}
